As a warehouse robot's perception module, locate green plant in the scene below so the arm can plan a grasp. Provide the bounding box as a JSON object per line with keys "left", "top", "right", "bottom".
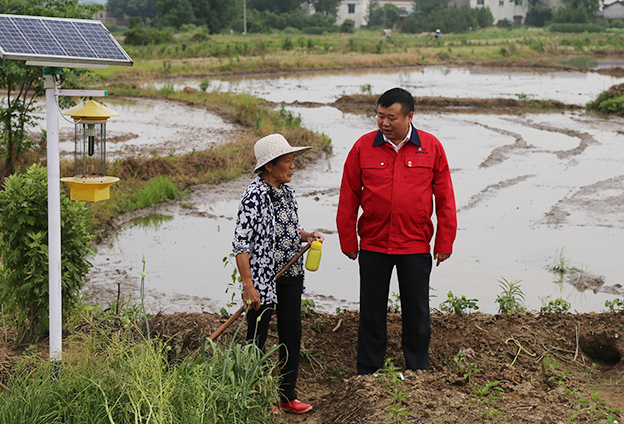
{"left": 139, "top": 256, "right": 150, "bottom": 338}
{"left": 605, "top": 298, "right": 624, "bottom": 312}
{"left": 360, "top": 83, "right": 372, "bottom": 95}
{"left": 120, "top": 176, "right": 184, "bottom": 211}
{"left": 563, "top": 387, "right": 621, "bottom": 423}
{"left": 388, "top": 291, "right": 401, "bottom": 313}
{"left": 495, "top": 278, "right": 526, "bottom": 315}
{"left": 0, "top": 164, "right": 94, "bottom": 343}
{"left": 540, "top": 353, "right": 559, "bottom": 373}
{"left": 199, "top": 77, "right": 210, "bottom": 92}
{"left": 516, "top": 93, "right": 528, "bottom": 100}
{"left": 469, "top": 379, "right": 504, "bottom": 405}
{"left": 452, "top": 350, "right": 481, "bottom": 385}
{"left": 378, "top": 358, "right": 414, "bottom": 424}
{"left": 0, "top": 325, "right": 280, "bottom": 423}
{"left": 551, "top": 247, "right": 569, "bottom": 274}
{"left": 439, "top": 291, "right": 479, "bottom": 315}
{"left": 221, "top": 254, "right": 240, "bottom": 316}
{"left": 540, "top": 297, "right": 571, "bottom": 314}
{"left": 302, "top": 298, "right": 316, "bottom": 315}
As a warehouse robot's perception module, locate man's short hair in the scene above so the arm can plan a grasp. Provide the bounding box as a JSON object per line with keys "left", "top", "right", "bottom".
{"left": 377, "top": 87, "right": 414, "bottom": 116}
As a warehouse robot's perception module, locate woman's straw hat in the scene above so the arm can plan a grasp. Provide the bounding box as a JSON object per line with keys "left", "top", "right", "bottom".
{"left": 253, "top": 133, "right": 312, "bottom": 173}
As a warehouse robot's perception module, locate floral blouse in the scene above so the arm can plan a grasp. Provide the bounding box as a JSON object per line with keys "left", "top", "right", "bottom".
{"left": 232, "top": 175, "right": 305, "bottom": 305}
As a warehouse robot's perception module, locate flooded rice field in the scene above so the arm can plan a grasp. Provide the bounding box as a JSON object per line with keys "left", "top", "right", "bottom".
{"left": 83, "top": 66, "right": 624, "bottom": 315}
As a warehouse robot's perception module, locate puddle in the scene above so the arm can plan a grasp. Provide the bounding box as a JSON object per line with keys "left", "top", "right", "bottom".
{"left": 84, "top": 85, "right": 624, "bottom": 314}
{"left": 32, "top": 97, "right": 240, "bottom": 159}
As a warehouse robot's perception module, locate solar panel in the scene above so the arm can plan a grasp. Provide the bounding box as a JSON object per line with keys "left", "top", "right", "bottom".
{"left": 0, "top": 14, "right": 133, "bottom": 68}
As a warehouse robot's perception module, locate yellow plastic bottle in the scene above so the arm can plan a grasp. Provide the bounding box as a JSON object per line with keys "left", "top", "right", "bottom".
{"left": 305, "top": 240, "right": 322, "bottom": 271}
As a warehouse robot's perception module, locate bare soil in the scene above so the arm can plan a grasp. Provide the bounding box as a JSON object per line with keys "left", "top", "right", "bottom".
{"left": 139, "top": 309, "right": 623, "bottom": 423}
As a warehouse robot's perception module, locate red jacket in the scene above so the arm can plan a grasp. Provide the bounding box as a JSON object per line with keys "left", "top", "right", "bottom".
{"left": 337, "top": 126, "right": 457, "bottom": 255}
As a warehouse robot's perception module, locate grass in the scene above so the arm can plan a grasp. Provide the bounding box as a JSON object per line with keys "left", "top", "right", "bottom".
{"left": 0, "top": 315, "right": 280, "bottom": 423}
{"left": 91, "top": 27, "right": 624, "bottom": 83}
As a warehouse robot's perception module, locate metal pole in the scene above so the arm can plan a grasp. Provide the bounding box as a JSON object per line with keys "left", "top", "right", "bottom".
{"left": 44, "top": 70, "right": 62, "bottom": 361}
{"left": 243, "top": 0, "right": 247, "bottom": 34}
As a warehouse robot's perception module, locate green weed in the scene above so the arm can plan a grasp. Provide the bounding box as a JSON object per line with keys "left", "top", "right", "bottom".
{"left": 495, "top": 278, "right": 526, "bottom": 315}
{"left": 605, "top": 298, "right": 624, "bottom": 312}
{"left": 439, "top": 291, "right": 479, "bottom": 315}
{"left": 378, "top": 358, "right": 415, "bottom": 424}
{"left": 540, "top": 297, "right": 571, "bottom": 314}
{"left": 388, "top": 291, "right": 401, "bottom": 313}
{"left": 0, "top": 323, "right": 280, "bottom": 423}
{"left": 451, "top": 350, "right": 480, "bottom": 385}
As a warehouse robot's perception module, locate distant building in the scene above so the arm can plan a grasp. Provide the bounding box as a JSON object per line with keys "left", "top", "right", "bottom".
{"left": 603, "top": 1, "right": 624, "bottom": 19}
{"left": 321, "top": 0, "right": 572, "bottom": 28}
{"left": 92, "top": 10, "right": 127, "bottom": 27}
{"left": 335, "top": 0, "right": 370, "bottom": 28}
{"left": 334, "top": 0, "right": 414, "bottom": 28}
{"left": 450, "top": 0, "right": 562, "bottom": 25}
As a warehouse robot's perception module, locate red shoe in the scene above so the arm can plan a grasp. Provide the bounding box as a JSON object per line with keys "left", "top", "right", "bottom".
{"left": 279, "top": 399, "right": 313, "bottom": 414}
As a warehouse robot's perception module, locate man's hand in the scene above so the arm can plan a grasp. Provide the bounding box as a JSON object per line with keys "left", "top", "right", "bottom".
{"left": 344, "top": 252, "right": 358, "bottom": 260}
{"left": 434, "top": 253, "right": 451, "bottom": 267}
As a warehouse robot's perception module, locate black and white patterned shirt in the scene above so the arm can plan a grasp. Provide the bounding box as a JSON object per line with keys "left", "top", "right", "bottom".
{"left": 232, "top": 175, "right": 305, "bottom": 305}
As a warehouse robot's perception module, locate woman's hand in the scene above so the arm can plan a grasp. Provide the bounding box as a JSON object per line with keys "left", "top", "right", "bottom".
{"left": 242, "top": 283, "right": 261, "bottom": 311}
{"left": 236, "top": 252, "right": 261, "bottom": 311}
{"left": 301, "top": 230, "right": 324, "bottom": 245}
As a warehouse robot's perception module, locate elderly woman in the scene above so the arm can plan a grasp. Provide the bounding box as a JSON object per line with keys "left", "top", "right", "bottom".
{"left": 232, "top": 133, "right": 324, "bottom": 415}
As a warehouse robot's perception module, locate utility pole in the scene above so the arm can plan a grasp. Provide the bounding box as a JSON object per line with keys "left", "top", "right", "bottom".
{"left": 243, "top": 0, "right": 247, "bottom": 34}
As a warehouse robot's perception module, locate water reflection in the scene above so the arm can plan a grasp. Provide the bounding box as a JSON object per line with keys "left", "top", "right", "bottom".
{"left": 129, "top": 213, "right": 174, "bottom": 229}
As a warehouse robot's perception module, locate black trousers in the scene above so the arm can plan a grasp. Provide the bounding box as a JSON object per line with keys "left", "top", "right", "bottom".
{"left": 357, "top": 250, "right": 432, "bottom": 375}
{"left": 246, "top": 276, "right": 303, "bottom": 403}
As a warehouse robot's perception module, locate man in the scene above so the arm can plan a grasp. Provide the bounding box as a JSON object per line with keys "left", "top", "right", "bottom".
{"left": 336, "top": 87, "right": 457, "bottom": 374}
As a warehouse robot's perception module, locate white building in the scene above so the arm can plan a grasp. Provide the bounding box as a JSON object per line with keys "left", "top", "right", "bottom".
{"left": 603, "top": 0, "right": 624, "bottom": 19}
{"left": 334, "top": 0, "right": 414, "bottom": 28}
{"left": 330, "top": 0, "right": 566, "bottom": 28}
{"left": 451, "top": 0, "right": 562, "bottom": 24}
{"left": 335, "top": 0, "right": 371, "bottom": 27}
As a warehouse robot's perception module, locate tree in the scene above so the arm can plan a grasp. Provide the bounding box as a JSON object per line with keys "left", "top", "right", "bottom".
{"left": 414, "top": 0, "right": 447, "bottom": 17}
{"left": 381, "top": 3, "right": 401, "bottom": 28}
{"left": 157, "top": 0, "right": 195, "bottom": 27}
{"left": 106, "top": 0, "right": 158, "bottom": 23}
{"left": 0, "top": 0, "right": 99, "bottom": 179}
{"left": 525, "top": 4, "right": 553, "bottom": 26}
{"left": 248, "top": 0, "right": 300, "bottom": 14}
{"left": 154, "top": 0, "right": 237, "bottom": 32}
{"left": 309, "top": 0, "right": 342, "bottom": 16}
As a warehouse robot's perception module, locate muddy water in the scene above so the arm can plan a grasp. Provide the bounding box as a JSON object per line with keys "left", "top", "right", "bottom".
{"left": 84, "top": 68, "right": 624, "bottom": 315}
{"left": 34, "top": 97, "right": 237, "bottom": 159}
{"left": 175, "top": 65, "right": 621, "bottom": 105}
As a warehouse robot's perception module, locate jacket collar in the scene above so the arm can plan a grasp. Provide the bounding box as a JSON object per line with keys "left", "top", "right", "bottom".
{"left": 373, "top": 123, "right": 421, "bottom": 147}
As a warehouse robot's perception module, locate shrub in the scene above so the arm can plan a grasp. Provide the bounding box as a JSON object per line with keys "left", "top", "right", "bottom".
{"left": 340, "top": 19, "right": 355, "bottom": 33}
{"left": 548, "top": 23, "right": 604, "bottom": 33}
{"left": 586, "top": 83, "right": 624, "bottom": 115}
{"left": 123, "top": 26, "right": 174, "bottom": 46}
{"left": 0, "top": 164, "right": 94, "bottom": 342}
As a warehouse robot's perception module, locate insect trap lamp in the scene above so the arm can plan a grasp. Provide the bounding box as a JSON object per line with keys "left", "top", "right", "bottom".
{"left": 60, "top": 99, "right": 120, "bottom": 202}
